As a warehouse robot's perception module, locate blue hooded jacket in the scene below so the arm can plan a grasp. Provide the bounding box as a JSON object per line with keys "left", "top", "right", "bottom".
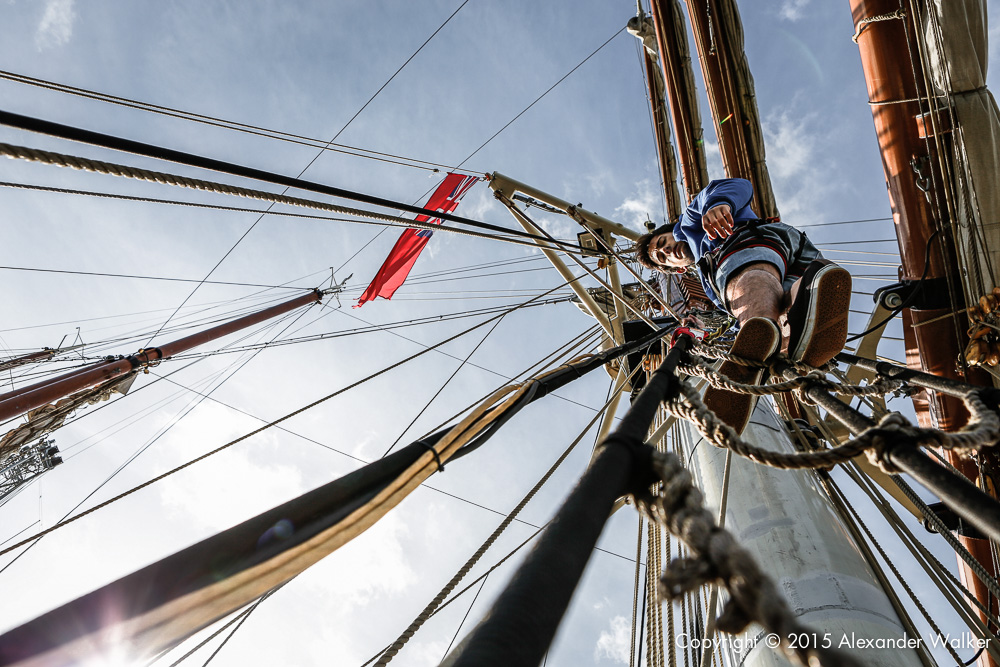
{"left": 670, "top": 178, "right": 758, "bottom": 307}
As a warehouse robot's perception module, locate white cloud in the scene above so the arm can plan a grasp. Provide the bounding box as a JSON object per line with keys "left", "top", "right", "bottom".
{"left": 615, "top": 179, "right": 659, "bottom": 228}
{"left": 779, "top": 0, "right": 812, "bottom": 21}
{"left": 152, "top": 404, "right": 306, "bottom": 531}
{"left": 764, "top": 110, "right": 814, "bottom": 181}
{"left": 595, "top": 615, "right": 632, "bottom": 664}
{"left": 761, "top": 107, "right": 833, "bottom": 221}
{"left": 35, "top": 0, "right": 75, "bottom": 50}
{"left": 701, "top": 138, "right": 724, "bottom": 182}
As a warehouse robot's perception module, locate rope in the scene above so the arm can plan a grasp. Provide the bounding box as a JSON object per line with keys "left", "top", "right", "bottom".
{"left": 678, "top": 357, "right": 905, "bottom": 399}
{"left": 0, "top": 180, "right": 557, "bottom": 251}
{"left": 826, "top": 476, "right": 964, "bottom": 665}
{"left": 372, "top": 372, "right": 631, "bottom": 664}
{"left": 0, "top": 144, "right": 580, "bottom": 253}
{"left": 851, "top": 8, "right": 906, "bottom": 43}
{"left": 634, "top": 449, "right": 861, "bottom": 667}
{"left": 664, "top": 378, "right": 1000, "bottom": 471}
{"left": 0, "top": 309, "right": 516, "bottom": 559}
{"left": 891, "top": 473, "right": 1000, "bottom": 603}
{"left": 630, "top": 514, "right": 644, "bottom": 667}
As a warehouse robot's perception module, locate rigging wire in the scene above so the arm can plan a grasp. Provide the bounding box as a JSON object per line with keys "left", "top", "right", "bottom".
{"left": 0, "top": 291, "right": 296, "bottom": 336}
{"left": 334, "top": 23, "right": 628, "bottom": 278}
{"left": 0, "top": 304, "right": 314, "bottom": 574}
{"left": 157, "top": 597, "right": 268, "bottom": 667}
{"left": 0, "top": 263, "right": 312, "bottom": 291}
{"left": 461, "top": 26, "right": 626, "bottom": 165}
{"left": 0, "top": 71, "right": 477, "bottom": 177}
{"left": 197, "top": 589, "right": 272, "bottom": 667}
{"left": 381, "top": 315, "right": 506, "bottom": 458}
{"left": 795, "top": 216, "right": 893, "bottom": 229}
{"left": 0, "top": 282, "right": 574, "bottom": 561}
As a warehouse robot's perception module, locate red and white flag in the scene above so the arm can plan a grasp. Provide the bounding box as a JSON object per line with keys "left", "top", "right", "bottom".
{"left": 355, "top": 173, "right": 478, "bottom": 308}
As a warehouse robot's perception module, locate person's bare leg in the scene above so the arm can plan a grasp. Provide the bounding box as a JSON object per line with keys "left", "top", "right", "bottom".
{"left": 705, "top": 262, "right": 783, "bottom": 434}
{"left": 725, "top": 263, "right": 783, "bottom": 325}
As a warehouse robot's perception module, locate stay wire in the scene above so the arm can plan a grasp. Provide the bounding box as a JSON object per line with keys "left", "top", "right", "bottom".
{"left": 0, "top": 180, "right": 558, "bottom": 254}
{"left": 381, "top": 315, "right": 506, "bottom": 458}
{"left": 0, "top": 304, "right": 313, "bottom": 573}
{"left": 0, "top": 71, "right": 474, "bottom": 176}
{"left": 460, "top": 26, "right": 626, "bottom": 165}
{"left": 335, "top": 24, "right": 625, "bottom": 277}
{"left": 0, "top": 282, "right": 570, "bottom": 560}
{"left": 845, "top": 229, "right": 940, "bottom": 343}
{"left": 0, "top": 263, "right": 311, "bottom": 292}
{"left": 328, "top": 0, "right": 470, "bottom": 147}
{"left": 198, "top": 589, "right": 272, "bottom": 667}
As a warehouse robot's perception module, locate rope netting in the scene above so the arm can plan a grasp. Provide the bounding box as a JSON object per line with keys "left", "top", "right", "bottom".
{"left": 626, "top": 330, "right": 1000, "bottom": 667}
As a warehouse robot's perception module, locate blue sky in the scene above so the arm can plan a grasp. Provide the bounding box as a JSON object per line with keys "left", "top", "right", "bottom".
{"left": 0, "top": 0, "right": 998, "bottom": 665}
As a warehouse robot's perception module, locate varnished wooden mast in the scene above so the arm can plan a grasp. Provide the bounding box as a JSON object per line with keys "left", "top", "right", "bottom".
{"left": 849, "top": 1, "right": 998, "bottom": 660}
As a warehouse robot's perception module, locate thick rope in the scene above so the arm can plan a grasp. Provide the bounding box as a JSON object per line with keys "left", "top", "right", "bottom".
{"left": 0, "top": 143, "right": 563, "bottom": 252}
{"left": 663, "top": 376, "right": 1000, "bottom": 471}
{"left": 678, "top": 358, "right": 905, "bottom": 400}
{"left": 630, "top": 515, "right": 644, "bottom": 667}
{"left": 851, "top": 8, "right": 906, "bottom": 43}
{"left": 634, "top": 449, "right": 861, "bottom": 667}
{"left": 373, "top": 367, "right": 637, "bottom": 664}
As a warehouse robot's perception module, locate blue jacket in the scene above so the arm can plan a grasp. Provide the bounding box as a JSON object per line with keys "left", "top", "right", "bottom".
{"left": 671, "top": 178, "right": 758, "bottom": 307}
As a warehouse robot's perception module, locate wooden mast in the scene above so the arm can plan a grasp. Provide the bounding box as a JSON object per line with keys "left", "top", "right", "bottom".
{"left": 849, "top": 1, "right": 999, "bottom": 656}
{"left": 0, "top": 289, "right": 323, "bottom": 427}
{"left": 679, "top": 0, "right": 777, "bottom": 219}
{"left": 638, "top": 2, "right": 925, "bottom": 664}
{"left": 649, "top": 0, "right": 709, "bottom": 202}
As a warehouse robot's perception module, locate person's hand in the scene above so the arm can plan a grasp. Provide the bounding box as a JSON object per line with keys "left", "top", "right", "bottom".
{"left": 702, "top": 204, "right": 733, "bottom": 240}
{"left": 681, "top": 314, "right": 702, "bottom": 328}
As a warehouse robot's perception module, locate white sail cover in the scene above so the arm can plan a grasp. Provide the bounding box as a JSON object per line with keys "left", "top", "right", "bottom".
{"left": 924, "top": 0, "right": 1000, "bottom": 291}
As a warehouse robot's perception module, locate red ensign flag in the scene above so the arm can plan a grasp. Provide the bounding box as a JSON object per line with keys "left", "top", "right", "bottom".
{"left": 355, "top": 173, "right": 478, "bottom": 308}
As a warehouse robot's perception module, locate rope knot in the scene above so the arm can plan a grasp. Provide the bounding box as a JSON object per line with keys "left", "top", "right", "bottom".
{"left": 863, "top": 412, "right": 910, "bottom": 474}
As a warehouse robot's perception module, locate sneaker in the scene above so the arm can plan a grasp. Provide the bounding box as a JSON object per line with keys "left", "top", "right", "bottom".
{"left": 786, "top": 260, "right": 852, "bottom": 367}
{"left": 703, "top": 317, "right": 781, "bottom": 435}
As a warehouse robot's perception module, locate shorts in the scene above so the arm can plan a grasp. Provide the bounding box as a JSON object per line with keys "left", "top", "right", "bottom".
{"left": 704, "top": 221, "right": 823, "bottom": 312}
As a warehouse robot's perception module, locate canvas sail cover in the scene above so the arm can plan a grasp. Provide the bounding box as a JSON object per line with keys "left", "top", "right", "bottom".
{"left": 923, "top": 0, "right": 1000, "bottom": 293}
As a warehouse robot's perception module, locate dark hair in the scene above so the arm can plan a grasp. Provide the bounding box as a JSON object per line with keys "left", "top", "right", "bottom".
{"left": 633, "top": 222, "right": 676, "bottom": 270}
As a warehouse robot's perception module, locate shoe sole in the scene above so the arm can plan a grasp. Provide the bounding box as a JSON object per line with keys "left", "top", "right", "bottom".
{"left": 791, "top": 265, "right": 852, "bottom": 367}
{"left": 703, "top": 318, "right": 780, "bottom": 435}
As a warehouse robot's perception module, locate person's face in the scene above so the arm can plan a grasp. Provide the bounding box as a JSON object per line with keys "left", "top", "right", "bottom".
{"left": 648, "top": 231, "right": 694, "bottom": 269}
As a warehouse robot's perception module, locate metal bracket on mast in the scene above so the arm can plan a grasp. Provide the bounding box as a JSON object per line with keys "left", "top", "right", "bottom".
{"left": 489, "top": 172, "right": 641, "bottom": 242}
{"left": 321, "top": 269, "right": 352, "bottom": 309}
{"left": 489, "top": 188, "right": 618, "bottom": 340}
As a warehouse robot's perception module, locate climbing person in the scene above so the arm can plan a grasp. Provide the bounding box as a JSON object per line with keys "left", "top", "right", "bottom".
{"left": 633, "top": 177, "right": 852, "bottom": 434}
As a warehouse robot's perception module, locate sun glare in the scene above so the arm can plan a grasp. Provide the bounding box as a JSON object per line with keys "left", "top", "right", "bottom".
{"left": 82, "top": 649, "right": 136, "bottom": 667}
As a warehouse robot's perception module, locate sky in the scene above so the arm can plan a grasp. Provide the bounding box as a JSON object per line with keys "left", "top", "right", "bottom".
{"left": 0, "top": 0, "right": 998, "bottom": 665}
